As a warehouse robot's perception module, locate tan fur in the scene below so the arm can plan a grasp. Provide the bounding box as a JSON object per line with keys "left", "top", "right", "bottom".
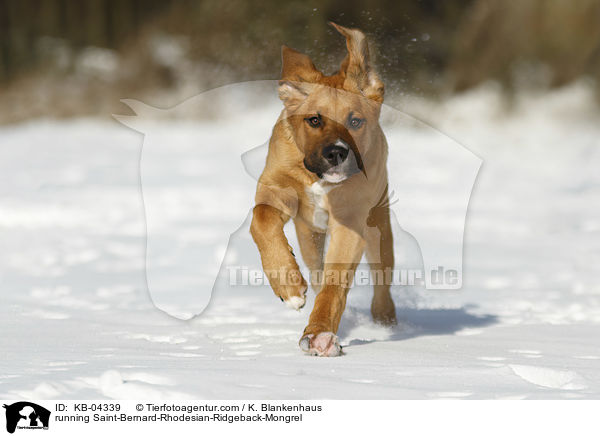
{"left": 250, "top": 23, "right": 396, "bottom": 355}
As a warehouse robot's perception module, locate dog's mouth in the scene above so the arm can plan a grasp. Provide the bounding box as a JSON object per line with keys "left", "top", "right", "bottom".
{"left": 319, "top": 158, "right": 361, "bottom": 183}
{"left": 321, "top": 170, "right": 349, "bottom": 184}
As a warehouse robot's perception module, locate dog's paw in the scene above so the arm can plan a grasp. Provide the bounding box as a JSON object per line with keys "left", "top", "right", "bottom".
{"left": 284, "top": 295, "right": 306, "bottom": 310}
{"left": 299, "top": 332, "right": 343, "bottom": 357}
{"left": 275, "top": 280, "right": 308, "bottom": 311}
{"left": 372, "top": 310, "right": 397, "bottom": 327}
{"left": 371, "top": 297, "right": 397, "bottom": 326}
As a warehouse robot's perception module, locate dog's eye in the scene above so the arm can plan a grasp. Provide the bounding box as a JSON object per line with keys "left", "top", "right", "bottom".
{"left": 349, "top": 118, "right": 364, "bottom": 129}
{"left": 305, "top": 116, "right": 321, "bottom": 128}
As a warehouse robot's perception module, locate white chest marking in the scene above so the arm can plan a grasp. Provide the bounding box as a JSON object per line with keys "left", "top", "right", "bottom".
{"left": 306, "top": 182, "right": 332, "bottom": 230}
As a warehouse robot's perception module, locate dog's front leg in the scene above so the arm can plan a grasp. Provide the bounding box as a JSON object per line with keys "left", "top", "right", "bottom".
{"left": 300, "top": 221, "right": 365, "bottom": 356}
{"left": 250, "top": 203, "right": 308, "bottom": 309}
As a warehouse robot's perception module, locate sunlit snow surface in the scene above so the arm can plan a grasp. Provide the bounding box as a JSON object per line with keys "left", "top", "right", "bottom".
{"left": 1, "top": 82, "right": 599, "bottom": 399}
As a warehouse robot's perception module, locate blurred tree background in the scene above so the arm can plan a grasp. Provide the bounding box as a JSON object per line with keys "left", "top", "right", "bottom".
{"left": 0, "top": 0, "right": 599, "bottom": 123}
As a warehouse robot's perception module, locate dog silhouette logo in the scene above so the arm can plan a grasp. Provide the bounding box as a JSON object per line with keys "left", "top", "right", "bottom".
{"left": 3, "top": 402, "right": 50, "bottom": 433}
{"left": 115, "top": 81, "right": 481, "bottom": 320}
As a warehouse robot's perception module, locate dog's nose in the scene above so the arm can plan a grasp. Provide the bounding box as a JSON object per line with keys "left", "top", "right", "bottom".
{"left": 322, "top": 144, "right": 348, "bottom": 166}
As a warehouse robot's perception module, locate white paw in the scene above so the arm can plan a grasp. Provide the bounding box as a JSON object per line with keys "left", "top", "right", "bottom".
{"left": 285, "top": 296, "right": 306, "bottom": 311}
{"left": 299, "top": 332, "right": 343, "bottom": 357}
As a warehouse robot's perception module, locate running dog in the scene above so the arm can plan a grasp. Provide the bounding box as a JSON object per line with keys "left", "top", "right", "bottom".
{"left": 251, "top": 22, "right": 396, "bottom": 356}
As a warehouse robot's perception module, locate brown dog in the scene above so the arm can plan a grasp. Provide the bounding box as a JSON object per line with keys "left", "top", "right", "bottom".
{"left": 250, "top": 23, "right": 396, "bottom": 357}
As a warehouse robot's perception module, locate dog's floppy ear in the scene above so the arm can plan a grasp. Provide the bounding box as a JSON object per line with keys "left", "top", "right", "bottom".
{"left": 279, "top": 46, "right": 321, "bottom": 110}
{"left": 278, "top": 80, "right": 309, "bottom": 110}
{"left": 330, "top": 22, "right": 384, "bottom": 103}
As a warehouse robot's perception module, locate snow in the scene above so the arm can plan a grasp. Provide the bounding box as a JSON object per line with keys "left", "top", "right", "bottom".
{"left": 1, "top": 81, "right": 599, "bottom": 399}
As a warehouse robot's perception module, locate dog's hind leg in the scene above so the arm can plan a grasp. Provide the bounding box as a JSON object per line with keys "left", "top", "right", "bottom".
{"left": 294, "top": 218, "right": 325, "bottom": 293}
{"left": 365, "top": 197, "right": 397, "bottom": 326}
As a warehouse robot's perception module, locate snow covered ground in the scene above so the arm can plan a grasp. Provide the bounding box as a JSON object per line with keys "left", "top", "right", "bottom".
{"left": 1, "top": 81, "right": 599, "bottom": 399}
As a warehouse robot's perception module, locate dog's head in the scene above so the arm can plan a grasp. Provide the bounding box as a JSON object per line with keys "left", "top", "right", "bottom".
{"left": 278, "top": 22, "right": 384, "bottom": 183}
